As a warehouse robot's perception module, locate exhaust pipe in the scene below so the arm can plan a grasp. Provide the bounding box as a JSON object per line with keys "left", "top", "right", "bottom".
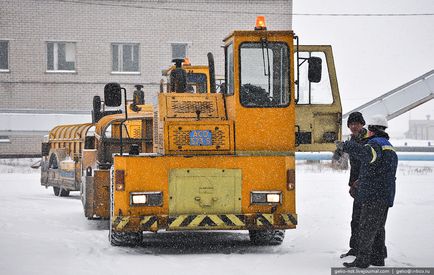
{"left": 207, "top": 52, "right": 216, "bottom": 93}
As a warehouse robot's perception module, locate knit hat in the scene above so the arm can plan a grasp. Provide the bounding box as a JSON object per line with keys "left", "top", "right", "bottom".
{"left": 347, "top": 112, "right": 365, "bottom": 127}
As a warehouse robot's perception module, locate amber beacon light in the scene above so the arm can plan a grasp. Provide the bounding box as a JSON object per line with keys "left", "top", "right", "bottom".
{"left": 255, "top": 16, "right": 267, "bottom": 30}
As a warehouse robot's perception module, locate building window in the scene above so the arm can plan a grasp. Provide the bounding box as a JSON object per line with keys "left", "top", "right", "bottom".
{"left": 0, "top": 40, "right": 9, "bottom": 71}
{"left": 47, "top": 42, "right": 76, "bottom": 72}
{"left": 0, "top": 136, "right": 11, "bottom": 143}
{"left": 171, "top": 42, "right": 189, "bottom": 60}
{"left": 112, "top": 43, "right": 139, "bottom": 73}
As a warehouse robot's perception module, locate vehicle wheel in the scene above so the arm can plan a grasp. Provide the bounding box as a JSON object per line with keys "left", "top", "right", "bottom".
{"left": 249, "top": 229, "right": 285, "bottom": 245}
{"left": 53, "top": 187, "right": 70, "bottom": 197}
{"left": 109, "top": 231, "right": 143, "bottom": 247}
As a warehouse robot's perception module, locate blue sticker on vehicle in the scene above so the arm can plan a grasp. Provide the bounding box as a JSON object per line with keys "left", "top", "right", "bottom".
{"left": 190, "top": 130, "right": 212, "bottom": 146}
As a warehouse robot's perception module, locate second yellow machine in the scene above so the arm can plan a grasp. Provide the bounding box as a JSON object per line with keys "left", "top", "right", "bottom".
{"left": 108, "top": 17, "right": 342, "bottom": 246}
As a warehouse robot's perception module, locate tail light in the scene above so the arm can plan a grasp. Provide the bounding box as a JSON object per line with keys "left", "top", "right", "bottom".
{"left": 115, "top": 170, "right": 125, "bottom": 191}
{"left": 287, "top": 169, "right": 295, "bottom": 191}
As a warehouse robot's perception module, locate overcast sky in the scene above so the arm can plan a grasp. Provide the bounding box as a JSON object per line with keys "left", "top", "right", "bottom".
{"left": 293, "top": 0, "right": 434, "bottom": 137}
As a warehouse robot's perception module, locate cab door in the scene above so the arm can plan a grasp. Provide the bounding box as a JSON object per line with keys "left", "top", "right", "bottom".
{"left": 295, "top": 45, "right": 342, "bottom": 151}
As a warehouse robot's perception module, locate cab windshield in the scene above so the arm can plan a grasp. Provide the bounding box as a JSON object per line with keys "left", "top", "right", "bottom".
{"left": 240, "top": 42, "right": 289, "bottom": 107}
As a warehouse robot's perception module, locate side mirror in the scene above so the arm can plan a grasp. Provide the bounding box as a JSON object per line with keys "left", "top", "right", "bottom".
{"left": 104, "top": 83, "right": 122, "bottom": 107}
{"left": 220, "top": 82, "right": 227, "bottom": 94}
{"left": 308, "top": 57, "right": 322, "bottom": 83}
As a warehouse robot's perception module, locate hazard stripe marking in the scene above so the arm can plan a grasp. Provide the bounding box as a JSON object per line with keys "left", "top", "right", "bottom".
{"left": 257, "top": 214, "right": 273, "bottom": 227}
{"left": 180, "top": 215, "right": 196, "bottom": 227}
{"left": 209, "top": 215, "right": 226, "bottom": 226}
{"left": 198, "top": 216, "right": 217, "bottom": 227}
{"left": 219, "top": 215, "right": 236, "bottom": 226}
{"left": 115, "top": 217, "right": 130, "bottom": 230}
{"left": 112, "top": 213, "right": 298, "bottom": 230}
{"left": 167, "top": 214, "right": 247, "bottom": 228}
{"left": 113, "top": 216, "right": 122, "bottom": 226}
{"left": 236, "top": 215, "right": 246, "bottom": 224}
{"left": 188, "top": 215, "right": 204, "bottom": 227}
{"left": 113, "top": 214, "right": 297, "bottom": 229}
{"left": 281, "top": 214, "right": 297, "bottom": 226}
{"left": 227, "top": 214, "right": 245, "bottom": 226}
{"left": 169, "top": 215, "right": 188, "bottom": 227}
{"left": 140, "top": 216, "right": 158, "bottom": 228}
{"left": 165, "top": 213, "right": 296, "bottom": 228}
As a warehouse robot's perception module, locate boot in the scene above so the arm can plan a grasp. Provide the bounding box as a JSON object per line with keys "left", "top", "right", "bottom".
{"left": 343, "top": 259, "right": 370, "bottom": 268}
{"left": 340, "top": 248, "right": 357, "bottom": 258}
{"left": 371, "top": 258, "right": 385, "bottom": 266}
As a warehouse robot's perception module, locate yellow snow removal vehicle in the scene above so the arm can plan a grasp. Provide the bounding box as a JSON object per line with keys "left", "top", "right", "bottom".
{"left": 108, "top": 17, "right": 342, "bottom": 246}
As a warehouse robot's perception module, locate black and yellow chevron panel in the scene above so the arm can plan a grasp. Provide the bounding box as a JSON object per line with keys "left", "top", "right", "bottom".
{"left": 112, "top": 213, "right": 297, "bottom": 232}
{"left": 168, "top": 214, "right": 246, "bottom": 230}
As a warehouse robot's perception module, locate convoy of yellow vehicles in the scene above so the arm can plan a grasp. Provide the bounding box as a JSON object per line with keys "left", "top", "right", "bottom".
{"left": 40, "top": 17, "right": 342, "bottom": 246}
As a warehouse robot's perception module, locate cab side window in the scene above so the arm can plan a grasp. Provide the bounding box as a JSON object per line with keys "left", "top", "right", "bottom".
{"left": 296, "top": 51, "right": 333, "bottom": 105}
{"left": 225, "top": 43, "right": 234, "bottom": 95}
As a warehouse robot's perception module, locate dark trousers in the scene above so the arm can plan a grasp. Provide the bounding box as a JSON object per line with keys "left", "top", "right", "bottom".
{"left": 349, "top": 199, "right": 362, "bottom": 252}
{"left": 357, "top": 199, "right": 389, "bottom": 263}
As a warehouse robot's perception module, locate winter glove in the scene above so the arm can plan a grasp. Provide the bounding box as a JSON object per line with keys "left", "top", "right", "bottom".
{"left": 333, "top": 141, "right": 344, "bottom": 159}
{"left": 335, "top": 140, "right": 344, "bottom": 151}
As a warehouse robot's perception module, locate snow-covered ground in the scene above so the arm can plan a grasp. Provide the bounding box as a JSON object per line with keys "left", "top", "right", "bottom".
{"left": 0, "top": 159, "right": 433, "bottom": 275}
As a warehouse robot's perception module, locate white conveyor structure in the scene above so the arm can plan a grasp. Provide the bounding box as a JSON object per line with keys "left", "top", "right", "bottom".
{"left": 342, "top": 69, "right": 434, "bottom": 125}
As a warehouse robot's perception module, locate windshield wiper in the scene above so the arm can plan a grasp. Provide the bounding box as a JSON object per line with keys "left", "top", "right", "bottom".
{"left": 261, "top": 37, "right": 271, "bottom": 95}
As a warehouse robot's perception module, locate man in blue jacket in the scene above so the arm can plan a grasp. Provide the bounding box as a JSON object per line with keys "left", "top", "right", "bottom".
{"left": 336, "top": 115, "right": 398, "bottom": 268}
{"left": 340, "top": 112, "right": 369, "bottom": 259}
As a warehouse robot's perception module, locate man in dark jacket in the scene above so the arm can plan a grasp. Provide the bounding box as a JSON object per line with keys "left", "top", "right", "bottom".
{"left": 340, "top": 112, "right": 369, "bottom": 259}
{"left": 337, "top": 115, "right": 398, "bottom": 268}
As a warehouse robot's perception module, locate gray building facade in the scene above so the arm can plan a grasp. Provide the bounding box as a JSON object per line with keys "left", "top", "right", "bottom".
{"left": 406, "top": 118, "right": 434, "bottom": 140}
{"left": 0, "top": 0, "right": 292, "bottom": 156}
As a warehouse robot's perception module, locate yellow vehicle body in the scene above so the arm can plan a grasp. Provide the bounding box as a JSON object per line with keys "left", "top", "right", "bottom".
{"left": 41, "top": 102, "right": 154, "bottom": 218}
{"left": 81, "top": 109, "right": 154, "bottom": 219}
{"left": 113, "top": 155, "right": 296, "bottom": 232}
{"left": 295, "top": 45, "right": 342, "bottom": 152}
{"left": 109, "top": 28, "right": 313, "bottom": 246}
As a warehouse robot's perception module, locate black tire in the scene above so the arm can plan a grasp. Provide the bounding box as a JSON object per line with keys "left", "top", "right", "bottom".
{"left": 110, "top": 231, "right": 143, "bottom": 247}
{"left": 249, "top": 229, "right": 285, "bottom": 245}
{"left": 53, "top": 186, "right": 70, "bottom": 197}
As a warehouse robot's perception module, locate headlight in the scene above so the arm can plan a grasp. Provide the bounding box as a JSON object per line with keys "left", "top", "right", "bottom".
{"left": 266, "top": 193, "right": 280, "bottom": 203}
{"left": 132, "top": 194, "right": 147, "bottom": 204}
{"left": 130, "top": 192, "right": 163, "bottom": 206}
{"left": 251, "top": 191, "right": 282, "bottom": 204}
